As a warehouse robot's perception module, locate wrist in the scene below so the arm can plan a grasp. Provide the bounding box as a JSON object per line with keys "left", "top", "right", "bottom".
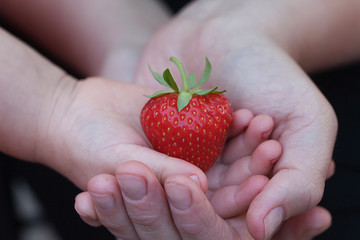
{"left": 0, "top": 27, "right": 81, "bottom": 163}
{"left": 34, "top": 75, "right": 80, "bottom": 166}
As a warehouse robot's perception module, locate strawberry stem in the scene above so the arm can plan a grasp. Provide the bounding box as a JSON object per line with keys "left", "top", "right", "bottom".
{"left": 146, "top": 57, "right": 226, "bottom": 112}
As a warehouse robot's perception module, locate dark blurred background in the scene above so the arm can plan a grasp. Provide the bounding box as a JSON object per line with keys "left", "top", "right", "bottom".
{"left": 313, "top": 62, "right": 360, "bottom": 240}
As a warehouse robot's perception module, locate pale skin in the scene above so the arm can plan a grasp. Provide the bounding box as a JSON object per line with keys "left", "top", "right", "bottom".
{"left": 0, "top": 0, "right": 355, "bottom": 239}
{"left": 75, "top": 111, "right": 334, "bottom": 240}
{"left": 0, "top": 0, "right": 170, "bottom": 81}
{"left": 0, "top": 26, "right": 296, "bottom": 239}
{"left": 77, "top": 0, "right": 354, "bottom": 238}
{"left": 1, "top": 1, "right": 287, "bottom": 238}
{"left": 77, "top": 162, "right": 333, "bottom": 240}
{"left": 134, "top": 0, "right": 359, "bottom": 239}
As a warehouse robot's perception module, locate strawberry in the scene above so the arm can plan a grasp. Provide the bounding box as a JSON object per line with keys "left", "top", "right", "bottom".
{"left": 140, "top": 57, "right": 232, "bottom": 172}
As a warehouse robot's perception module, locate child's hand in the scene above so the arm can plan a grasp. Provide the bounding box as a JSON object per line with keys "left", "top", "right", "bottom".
{"left": 37, "top": 77, "right": 208, "bottom": 190}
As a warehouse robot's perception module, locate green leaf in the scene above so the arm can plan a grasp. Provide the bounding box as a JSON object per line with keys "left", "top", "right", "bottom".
{"left": 195, "top": 87, "right": 218, "bottom": 95}
{"left": 195, "top": 87, "right": 226, "bottom": 95}
{"left": 188, "top": 72, "right": 197, "bottom": 89}
{"left": 144, "top": 89, "right": 175, "bottom": 98}
{"left": 196, "top": 57, "right": 212, "bottom": 90}
{"left": 163, "top": 69, "right": 179, "bottom": 92}
{"left": 170, "top": 57, "right": 189, "bottom": 91}
{"left": 148, "top": 65, "right": 170, "bottom": 88}
{"left": 177, "top": 91, "right": 192, "bottom": 112}
{"left": 212, "top": 90, "right": 226, "bottom": 94}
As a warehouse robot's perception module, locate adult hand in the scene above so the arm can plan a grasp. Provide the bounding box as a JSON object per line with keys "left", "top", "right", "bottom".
{"left": 134, "top": 0, "right": 338, "bottom": 238}
{"left": 76, "top": 161, "right": 266, "bottom": 240}
{"left": 75, "top": 161, "right": 331, "bottom": 240}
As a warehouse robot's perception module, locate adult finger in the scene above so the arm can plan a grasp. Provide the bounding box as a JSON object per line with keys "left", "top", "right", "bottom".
{"left": 116, "top": 161, "right": 182, "bottom": 240}
{"left": 87, "top": 174, "right": 139, "bottom": 239}
{"left": 273, "top": 206, "right": 331, "bottom": 240}
{"left": 164, "top": 175, "right": 242, "bottom": 240}
{"left": 114, "top": 145, "right": 208, "bottom": 192}
{"left": 246, "top": 168, "right": 328, "bottom": 240}
{"left": 246, "top": 95, "right": 337, "bottom": 240}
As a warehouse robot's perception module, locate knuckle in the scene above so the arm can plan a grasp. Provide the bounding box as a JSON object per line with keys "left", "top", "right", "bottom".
{"left": 179, "top": 222, "right": 205, "bottom": 236}
{"left": 130, "top": 209, "right": 163, "bottom": 227}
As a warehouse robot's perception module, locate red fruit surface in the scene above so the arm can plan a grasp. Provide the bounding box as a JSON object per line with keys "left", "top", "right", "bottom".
{"left": 140, "top": 92, "right": 232, "bottom": 171}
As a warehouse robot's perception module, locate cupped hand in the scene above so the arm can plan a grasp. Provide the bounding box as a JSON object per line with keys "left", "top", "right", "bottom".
{"left": 133, "top": 0, "right": 337, "bottom": 238}
{"left": 37, "top": 77, "right": 208, "bottom": 190}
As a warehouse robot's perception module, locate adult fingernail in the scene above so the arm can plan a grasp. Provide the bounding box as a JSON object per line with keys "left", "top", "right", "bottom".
{"left": 165, "top": 182, "right": 192, "bottom": 211}
{"left": 264, "top": 207, "right": 285, "bottom": 240}
{"left": 117, "top": 174, "right": 147, "bottom": 200}
{"left": 90, "top": 193, "right": 115, "bottom": 211}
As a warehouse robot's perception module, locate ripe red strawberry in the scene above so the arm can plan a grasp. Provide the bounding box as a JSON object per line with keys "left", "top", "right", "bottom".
{"left": 140, "top": 57, "right": 232, "bottom": 172}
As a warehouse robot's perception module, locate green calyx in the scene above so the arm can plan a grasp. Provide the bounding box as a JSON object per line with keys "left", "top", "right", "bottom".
{"left": 146, "top": 57, "right": 225, "bottom": 112}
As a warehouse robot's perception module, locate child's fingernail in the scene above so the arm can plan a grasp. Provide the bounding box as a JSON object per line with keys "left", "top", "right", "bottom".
{"left": 270, "top": 156, "right": 280, "bottom": 165}
{"left": 189, "top": 175, "right": 200, "bottom": 185}
{"left": 117, "top": 174, "right": 147, "bottom": 200}
{"left": 165, "top": 182, "right": 192, "bottom": 210}
{"left": 264, "top": 207, "right": 284, "bottom": 240}
{"left": 261, "top": 129, "right": 272, "bottom": 139}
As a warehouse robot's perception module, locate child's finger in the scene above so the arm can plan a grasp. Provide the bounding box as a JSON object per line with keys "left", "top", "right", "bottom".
{"left": 248, "top": 139, "right": 282, "bottom": 176}
{"left": 228, "top": 109, "right": 254, "bottom": 138}
{"left": 209, "top": 175, "right": 269, "bottom": 219}
{"left": 207, "top": 140, "right": 281, "bottom": 189}
{"left": 222, "top": 114, "right": 275, "bottom": 164}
